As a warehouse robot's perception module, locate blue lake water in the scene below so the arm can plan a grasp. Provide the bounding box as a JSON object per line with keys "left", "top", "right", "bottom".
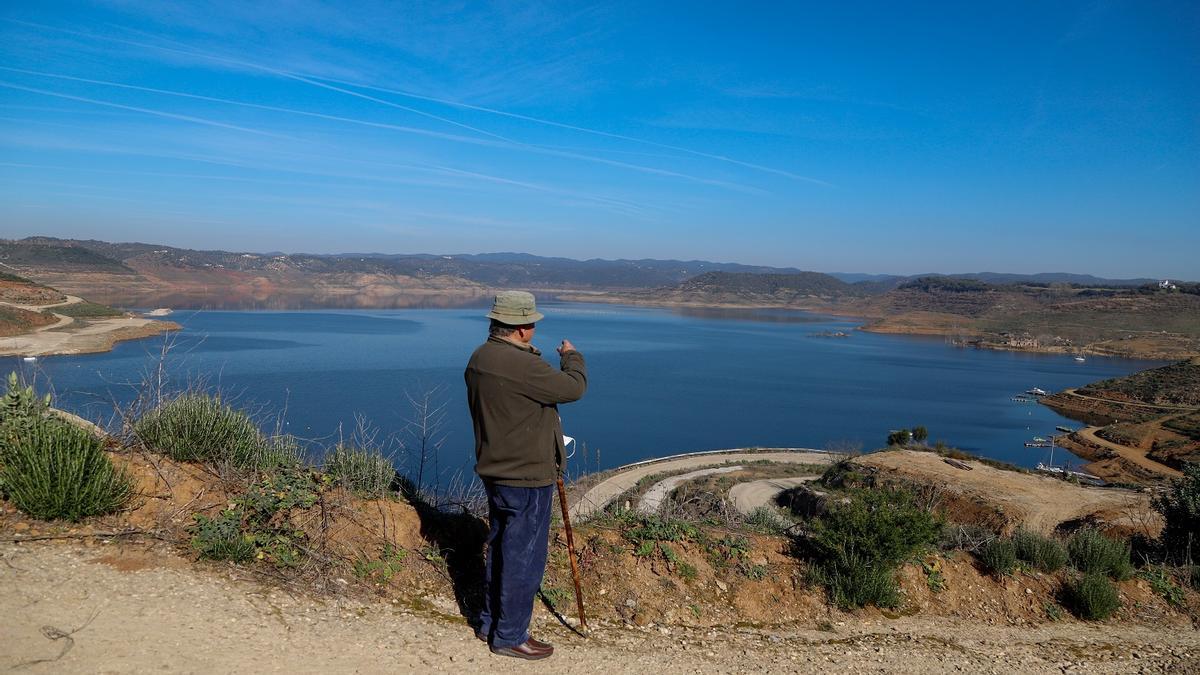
{"left": 6, "top": 303, "right": 1163, "bottom": 483}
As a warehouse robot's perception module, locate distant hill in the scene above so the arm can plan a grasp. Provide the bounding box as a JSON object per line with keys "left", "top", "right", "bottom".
{"left": 675, "top": 271, "right": 857, "bottom": 297}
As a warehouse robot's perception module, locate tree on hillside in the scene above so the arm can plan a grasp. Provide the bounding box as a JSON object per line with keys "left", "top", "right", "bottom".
{"left": 912, "top": 426, "right": 929, "bottom": 444}
{"left": 1153, "top": 462, "right": 1200, "bottom": 563}
{"left": 887, "top": 429, "right": 912, "bottom": 446}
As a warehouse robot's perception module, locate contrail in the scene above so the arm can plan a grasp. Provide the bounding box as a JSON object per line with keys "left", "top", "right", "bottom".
{"left": 318, "top": 75, "right": 835, "bottom": 187}
{"left": 0, "top": 81, "right": 293, "bottom": 139}
{"left": 0, "top": 66, "right": 510, "bottom": 149}
{"left": 0, "top": 66, "right": 755, "bottom": 194}
{"left": 6, "top": 19, "right": 827, "bottom": 188}
{"left": 3, "top": 19, "right": 511, "bottom": 144}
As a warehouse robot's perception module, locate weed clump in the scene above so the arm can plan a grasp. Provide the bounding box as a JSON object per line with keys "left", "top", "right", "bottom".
{"left": 977, "top": 538, "right": 1017, "bottom": 577}
{"left": 1013, "top": 529, "right": 1068, "bottom": 572}
{"left": 1067, "top": 528, "right": 1133, "bottom": 580}
{"left": 1064, "top": 573, "right": 1121, "bottom": 620}
{"left": 135, "top": 393, "right": 297, "bottom": 470}
{"left": 2, "top": 416, "right": 133, "bottom": 521}
{"left": 324, "top": 444, "right": 395, "bottom": 497}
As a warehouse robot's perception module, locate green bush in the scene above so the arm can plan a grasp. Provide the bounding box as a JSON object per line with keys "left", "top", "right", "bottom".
{"left": 809, "top": 551, "right": 900, "bottom": 609}
{"left": 977, "top": 538, "right": 1017, "bottom": 576}
{"left": 1138, "top": 566, "right": 1186, "bottom": 608}
{"left": 1, "top": 372, "right": 51, "bottom": 448}
{"left": 134, "top": 393, "right": 293, "bottom": 470}
{"left": 1, "top": 416, "right": 132, "bottom": 521}
{"left": 324, "top": 444, "right": 395, "bottom": 497}
{"left": 744, "top": 506, "right": 789, "bottom": 534}
{"left": 1153, "top": 463, "right": 1200, "bottom": 561}
{"left": 1065, "top": 573, "right": 1121, "bottom": 620}
{"left": 1067, "top": 528, "right": 1133, "bottom": 580}
{"left": 1013, "top": 529, "right": 1068, "bottom": 572}
{"left": 191, "top": 509, "right": 255, "bottom": 562}
{"left": 806, "top": 487, "right": 941, "bottom": 608}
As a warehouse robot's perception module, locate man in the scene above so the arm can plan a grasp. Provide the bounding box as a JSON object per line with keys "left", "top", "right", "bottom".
{"left": 464, "top": 291, "right": 587, "bottom": 660}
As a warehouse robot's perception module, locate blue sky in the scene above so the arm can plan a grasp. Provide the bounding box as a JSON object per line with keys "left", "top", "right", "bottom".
{"left": 1, "top": 1, "right": 1196, "bottom": 278}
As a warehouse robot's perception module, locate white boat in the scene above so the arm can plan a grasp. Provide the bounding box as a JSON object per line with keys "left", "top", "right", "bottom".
{"left": 1025, "top": 387, "right": 1048, "bottom": 396}
{"left": 22, "top": 356, "right": 36, "bottom": 363}
{"left": 1074, "top": 355, "right": 1086, "bottom": 362}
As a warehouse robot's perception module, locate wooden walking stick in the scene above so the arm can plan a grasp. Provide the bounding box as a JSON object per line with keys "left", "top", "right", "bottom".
{"left": 556, "top": 476, "right": 588, "bottom": 631}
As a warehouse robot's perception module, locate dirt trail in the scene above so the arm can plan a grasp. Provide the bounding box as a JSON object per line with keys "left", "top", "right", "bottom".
{"left": 1075, "top": 427, "right": 1184, "bottom": 479}
{"left": 2, "top": 542, "right": 1196, "bottom": 674}
{"left": 730, "top": 476, "right": 818, "bottom": 515}
{"left": 637, "top": 466, "right": 743, "bottom": 515}
{"left": 857, "top": 450, "right": 1158, "bottom": 534}
{"left": 1057, "top": 388, "right": 1198, "bottom": 412}
{"left": 570, "top": 449, "right": 833, "bottom": 521}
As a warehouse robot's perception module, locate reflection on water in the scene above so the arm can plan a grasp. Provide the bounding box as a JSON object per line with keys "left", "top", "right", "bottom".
{"left": 86, "top": 291, "right": 494, "bottom": 311}
{"left": 671, "top": 306, "right": 828, "bottom": 323}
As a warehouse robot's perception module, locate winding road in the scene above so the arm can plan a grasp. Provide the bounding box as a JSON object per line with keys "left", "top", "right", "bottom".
{"left": 569, "top": 448, "right": 833, "bottom": 522}
{"left": 729, "top": 476, "right": 819, "bottom": 515}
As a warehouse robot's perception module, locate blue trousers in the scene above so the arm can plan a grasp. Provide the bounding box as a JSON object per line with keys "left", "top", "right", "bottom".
{"left": 476, "top": 481, "right": 554, "bottom": 648}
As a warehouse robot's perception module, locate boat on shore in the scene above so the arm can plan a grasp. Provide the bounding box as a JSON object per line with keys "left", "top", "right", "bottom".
{"left": 1036, "top": 463, "right": 1104, "bottom": 485}
{"left": 1056, "top": 425, "right": 1075, "bottom": 433}
{"left": 1025, "top": 387, "right": 1048, "bottom": 396}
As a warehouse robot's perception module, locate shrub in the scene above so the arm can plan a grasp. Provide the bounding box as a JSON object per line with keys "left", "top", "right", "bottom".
{"left": 134, "top": 393, "right": 290, "bottom": 470}
{"left": 1068, "top": 528, "right": 1133, "bottom": 580}
{"left": 1137, "top": 567, "right": 1186, "bottom": 608}
{"left": 1013, "top": 529, "right": 1068, "bottom": 572}
{"left": 324, "top": 444, "right": 395, "bottom": 497}
{"left": 809, "top": 552, "right": 901, "bottom": 609}
{"left": 977, "top": 538, "right": 1017, "bottom": 577}
{"left": 744, "top": 506, "right": 789, "bottom": 534}
{"left": 1, "top": 416, "right": 132, "bottom": 521}
{"left": 1190, "top": 565, "right": 1200, "bottom": 590}
{"left": 1152, "top": 463, "right": 1200, "bottom": 561}
{"left": 1065, "top": 574, "right": 1121, "bottom": 620}
{"left": 1, "top": 371, "right": 51, "bottom": 448}
{"left": 191, "top": 509, "right": 255, "bottom": 562}
{"left": 808, "top": 487, "right": 942, "bottom": 569}
{"left": 806, "top": 487, "right": 941, "bottom": 608}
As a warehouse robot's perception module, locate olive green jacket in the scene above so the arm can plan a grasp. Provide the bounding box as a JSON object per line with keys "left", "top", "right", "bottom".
{"left": 465, "top": 336, "right": 587, "bottom": 487}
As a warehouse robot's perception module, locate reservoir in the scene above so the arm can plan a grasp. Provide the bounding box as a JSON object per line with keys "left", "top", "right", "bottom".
{"left": 7, "top": 303, "right": 1162, "bottom": 484}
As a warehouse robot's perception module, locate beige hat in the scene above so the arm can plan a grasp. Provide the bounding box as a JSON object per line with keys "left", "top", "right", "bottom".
{"left": 486, "top": 291, "right": 545, "bottom": 325}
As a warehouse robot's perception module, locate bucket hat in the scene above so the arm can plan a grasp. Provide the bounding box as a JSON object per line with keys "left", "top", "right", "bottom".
{"left": 486, "top": 291, "right": 544, "bottom": 325}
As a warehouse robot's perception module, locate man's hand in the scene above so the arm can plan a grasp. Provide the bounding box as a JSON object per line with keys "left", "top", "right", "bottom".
{"left": 557, "top": 339, "right": 577, "bottom": 355}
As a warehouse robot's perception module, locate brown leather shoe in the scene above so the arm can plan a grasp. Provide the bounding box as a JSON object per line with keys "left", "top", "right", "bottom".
{"left": 474, "top": 630, "right": 487, "bottom": 642}
{"left": 490, "top": 639, "right": 554, "bottom": 660}
{"left": 527, "top": 636, "right": 553, "bottom": 650}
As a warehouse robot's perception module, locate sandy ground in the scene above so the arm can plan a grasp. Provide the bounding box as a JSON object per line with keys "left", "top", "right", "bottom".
{"left": 570, "top": 450, "right": 834, "bottom": 521}
{"left": 3, "top": 542, "right": 1197, "bottom": 674}
{"left": 858, "top": 451, "right": 1158, "bottom": 534}
{"left": 1075, "top": 426, "right": 1183, "bottom": 479}
{"left": 729, "top": 476, "right": 818, "bottom": 515}
{"left": 0, "top": 316, "right": 177, "bottom": 357}
{"left": 637, "top": 466, "right": 743, "bottom": 515}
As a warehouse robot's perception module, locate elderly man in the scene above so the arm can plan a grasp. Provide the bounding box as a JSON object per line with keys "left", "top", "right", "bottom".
{"left": 465, "top": 291, "right": 587, "bottom": 660}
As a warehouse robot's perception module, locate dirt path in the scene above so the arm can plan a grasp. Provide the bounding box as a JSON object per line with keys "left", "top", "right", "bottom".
{"left": 637, "top": 466, "right": 743, "bottom": 515}
{"left": 2, "top": 542, "right": 1196, "bottom": 674}
{"left": 858, "top": 450, "right": 1159, "bottom": 534}
{"left": 1057, "top": 388, "right": 1199, "bottom": 412}
{"left": 570, "top": 449, "right": 834, "bottom": 521}
{"left": 729, "top": 476, "right": 818, "bottom": 515}
{"left": 1075, "top": 427, "right": 1184, "bottom": 479}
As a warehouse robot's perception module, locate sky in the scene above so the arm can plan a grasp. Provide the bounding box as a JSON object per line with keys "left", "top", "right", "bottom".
{"left": 0, "top": 1, "right": 1197, "bottom": 278}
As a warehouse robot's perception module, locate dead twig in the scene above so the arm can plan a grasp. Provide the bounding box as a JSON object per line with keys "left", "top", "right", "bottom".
{"left": 10, "top": 607, "right": 101, "bottom": 670}
{"left": 1, "top": 529, "right": 172, "bottom": 544}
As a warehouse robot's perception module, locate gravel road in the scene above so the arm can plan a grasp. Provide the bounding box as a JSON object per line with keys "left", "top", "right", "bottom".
{"left": 3, "top": 542, "right": 1197, "bottom": 673}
